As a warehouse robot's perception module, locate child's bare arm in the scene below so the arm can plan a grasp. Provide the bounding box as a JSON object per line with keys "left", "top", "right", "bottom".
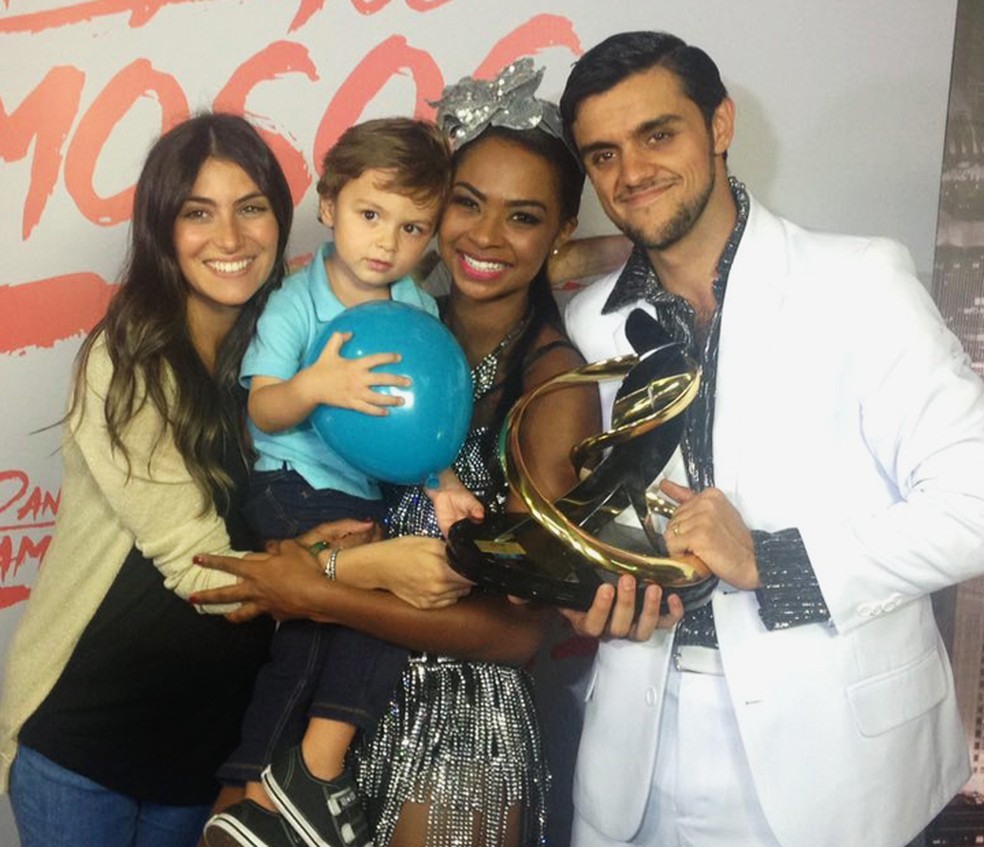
{"left": 248, "top": 331, "right": 410, "bottom": 433}
{"left": 425, "top": 468, "right": 485, "bottom": 538}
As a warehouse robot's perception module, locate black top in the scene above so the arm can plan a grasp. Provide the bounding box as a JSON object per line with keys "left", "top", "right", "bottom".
{"left": 20, "top": 449, "right": 273, "bottom": 805}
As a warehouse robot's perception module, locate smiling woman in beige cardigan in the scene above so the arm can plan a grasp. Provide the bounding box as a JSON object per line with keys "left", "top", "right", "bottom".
{"left": 0, "top": 110, "right": 461, "bottom": 847}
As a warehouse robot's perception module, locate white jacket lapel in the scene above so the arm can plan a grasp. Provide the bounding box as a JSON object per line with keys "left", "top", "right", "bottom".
{"left": 713, "top": 197, "right": 790, "bottom": 499}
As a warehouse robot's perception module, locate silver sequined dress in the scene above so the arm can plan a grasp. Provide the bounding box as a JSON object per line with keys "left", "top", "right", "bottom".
{"left": 354, "top": 332, "right": 551, "bottom": 847}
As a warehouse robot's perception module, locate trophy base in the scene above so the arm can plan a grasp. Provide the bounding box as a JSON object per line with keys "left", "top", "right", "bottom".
{"left": 447, "top": 514, "right": 717, "bottom": 614}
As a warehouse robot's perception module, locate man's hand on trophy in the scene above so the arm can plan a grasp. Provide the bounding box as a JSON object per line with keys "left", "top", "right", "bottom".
{"left": 660, "top": 481, "right": 760, "bottom": 590}
{"left": 559, "top": 574, "right": 685, "bottom": 641}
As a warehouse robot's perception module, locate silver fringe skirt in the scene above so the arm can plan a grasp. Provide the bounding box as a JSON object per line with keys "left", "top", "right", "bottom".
{"left": 353, "top": 654, "right": 549, "bottom": 847}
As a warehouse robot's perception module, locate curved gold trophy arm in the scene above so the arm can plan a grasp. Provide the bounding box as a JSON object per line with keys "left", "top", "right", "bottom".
{"left": 502, "top": 354, "right": 712, "bottom": 586}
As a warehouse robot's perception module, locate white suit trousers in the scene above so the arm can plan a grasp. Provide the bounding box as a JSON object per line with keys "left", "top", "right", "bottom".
{"left": 572, "top": 665, "right": 783, "bottom": 847}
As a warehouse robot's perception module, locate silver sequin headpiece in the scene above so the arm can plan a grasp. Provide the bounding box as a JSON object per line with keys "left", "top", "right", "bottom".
{"left": 431, "top": 58, "right": 567, "bottom": 151}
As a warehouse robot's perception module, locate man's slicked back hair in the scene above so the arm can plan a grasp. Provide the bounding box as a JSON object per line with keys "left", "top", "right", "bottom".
{"left": 560, "top": 31, "right": 728, "bottom": 142}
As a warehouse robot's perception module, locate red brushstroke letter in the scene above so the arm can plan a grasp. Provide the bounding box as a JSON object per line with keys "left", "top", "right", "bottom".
{"left": 0, "top": 273, "right": 115, "bottom": 353}
{"left": 475, "top": 14, "right": 582, "bottom": 80}
{"left": 65, "top": 59, "right": 188, "bottom": 226}
{"left": 215, "top": 41, "right": 317, "bottom": 206}
{"left": 314, "top": 36, "right": 443, "bottom": 161}
{"left": 0, "top": 66, "right": 85, "bottom": 238}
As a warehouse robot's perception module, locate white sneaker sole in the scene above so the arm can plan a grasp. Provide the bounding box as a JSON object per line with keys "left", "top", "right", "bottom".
{"left": 204, "top": 814, "right": 272, "bottom": 847}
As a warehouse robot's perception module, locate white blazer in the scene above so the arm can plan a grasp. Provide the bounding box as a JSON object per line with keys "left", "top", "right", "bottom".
{"left": 563, "top": 196, "right": 984, "bottom": 847}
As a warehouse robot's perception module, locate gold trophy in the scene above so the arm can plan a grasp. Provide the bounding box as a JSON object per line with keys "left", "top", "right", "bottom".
{"left": 448, "top": 310, "right": 716, "bottom": 611}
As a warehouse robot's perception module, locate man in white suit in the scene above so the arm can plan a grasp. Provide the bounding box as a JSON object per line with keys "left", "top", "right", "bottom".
{"left": 559, "top": 31, "right": 984, "bottom": 847}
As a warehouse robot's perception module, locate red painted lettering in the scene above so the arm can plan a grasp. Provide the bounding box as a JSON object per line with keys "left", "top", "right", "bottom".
{"left": 404, "top": 0, "right": 455, "bottom": 10}
{"left": 65, "top": 59, "right": 189, "bottom": 226}
{"left": 0, "top": 471, "right": 29, "bottom": 518}
{"left": 290, "top": 0, "right": 325, "bottom": 30}
{"left": 0, "top": 273, "right": 115, "bottom": 353}
{"left": 214, "top": 42, "right": 317, "bottom": 206}
{"left": 16, "top": 535, "right": 50, "bottom": 569}
{"left": 16, "top": 487, "right": 60, "bottom": 523}
{"left": 351, "top": 0, "right": 390, "bottom": 13}
{"left": 0, "top": 534, "right": 48, "bottom": 603}
{"left": 475, "top": 14, "right": 582, "bottom": 80}
{"left": 295, "top": 0, "right": 453, "bottom": 22}
{"left": 2, "top": 10, "right": 578, "bottom": 356}
{"left": 314, "top": 36, "right": 444, "bottom": 160}
{"left": 0, "top": 0, "right": 199, "bottom": 34}
{"left": 0, "top": 66, "right": 85, "bottom": 238}
{"left": 0, "top": 585, "right": 31, "bottom": 610}
{"left": 0, "top": 471, "right": 61, "bottom": 606}
{"left": 0, "top": 470, "right": 61, "bottom": 529}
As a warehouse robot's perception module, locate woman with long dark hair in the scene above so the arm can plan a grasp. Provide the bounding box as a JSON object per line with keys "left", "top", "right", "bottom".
{"left": 0, "top": 113, "right": 302, "bottom": 847}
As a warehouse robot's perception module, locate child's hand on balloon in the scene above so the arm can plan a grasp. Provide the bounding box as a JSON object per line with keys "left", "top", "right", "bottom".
{"left": 306, "top": 302, "right": 474, "bottom": 486}
{"left": 304, "top": 330, "right": 410, "bottom": 416}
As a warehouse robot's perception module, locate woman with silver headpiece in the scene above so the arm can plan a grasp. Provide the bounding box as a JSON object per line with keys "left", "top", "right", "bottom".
{"left": 193, "top": 60, "right": 600, "bottom": 847}
{"left": 352, "top": 60, "right": 599, "bottom": 847}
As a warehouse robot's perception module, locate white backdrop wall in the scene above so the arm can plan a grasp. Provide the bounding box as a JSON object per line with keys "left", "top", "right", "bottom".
{"left": 0, "top": 2, "right": 957, "bottom": 843}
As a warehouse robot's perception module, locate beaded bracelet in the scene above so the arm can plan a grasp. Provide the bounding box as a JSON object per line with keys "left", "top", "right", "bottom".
{"left": 306, "top": 540, "right": 338, "bottom": 580}
{"left": 323, "top": 548, "right": 339, "bottom": 582}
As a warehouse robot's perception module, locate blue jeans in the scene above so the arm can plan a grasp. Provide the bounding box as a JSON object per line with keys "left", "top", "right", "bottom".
{"left": 10, "top": 745, "right": 211, "bottom": 847}
{"left": 220, "top": 469, "right": 405, "bottom": 783}
{"left": 243, "top": 467, "right": 385, "bottom": 540}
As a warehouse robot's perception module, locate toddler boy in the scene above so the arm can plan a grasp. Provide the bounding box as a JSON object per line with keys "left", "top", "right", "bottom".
{"left": 205, "top": 118, "right": 481, "bottom": 847}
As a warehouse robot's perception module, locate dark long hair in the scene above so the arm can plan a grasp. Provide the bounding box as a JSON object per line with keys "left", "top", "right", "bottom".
{"left": 71, "top": 113, "right": 293, "bottom": 510}
{"left": 453, "top": 125, "right": 584, "bottom": 434}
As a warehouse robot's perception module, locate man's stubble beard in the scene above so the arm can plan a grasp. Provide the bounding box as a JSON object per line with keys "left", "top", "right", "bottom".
{"left": 618, "top": 154, "right": 716, "bottom": 252}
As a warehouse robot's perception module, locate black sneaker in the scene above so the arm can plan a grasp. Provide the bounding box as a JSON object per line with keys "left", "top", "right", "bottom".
{"left": 261, "top": 746, "right": 374, "bottom": 847}
{"left": 204, "top": 800, "right": 307, "bottom": 847}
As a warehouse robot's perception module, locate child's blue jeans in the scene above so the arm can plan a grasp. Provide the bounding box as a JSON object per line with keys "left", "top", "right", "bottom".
{"left": 219, "top": 468, "right": 406, "bottom": 783}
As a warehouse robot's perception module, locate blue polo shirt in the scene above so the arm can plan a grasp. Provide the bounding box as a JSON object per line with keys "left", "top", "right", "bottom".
{"left": 241, "top": 241, "right": 438, "bottom": 499}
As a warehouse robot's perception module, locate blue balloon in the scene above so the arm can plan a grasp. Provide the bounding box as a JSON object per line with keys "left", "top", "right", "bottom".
{"left": 306, "top": 301, "right": 473, "bottom": 486}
